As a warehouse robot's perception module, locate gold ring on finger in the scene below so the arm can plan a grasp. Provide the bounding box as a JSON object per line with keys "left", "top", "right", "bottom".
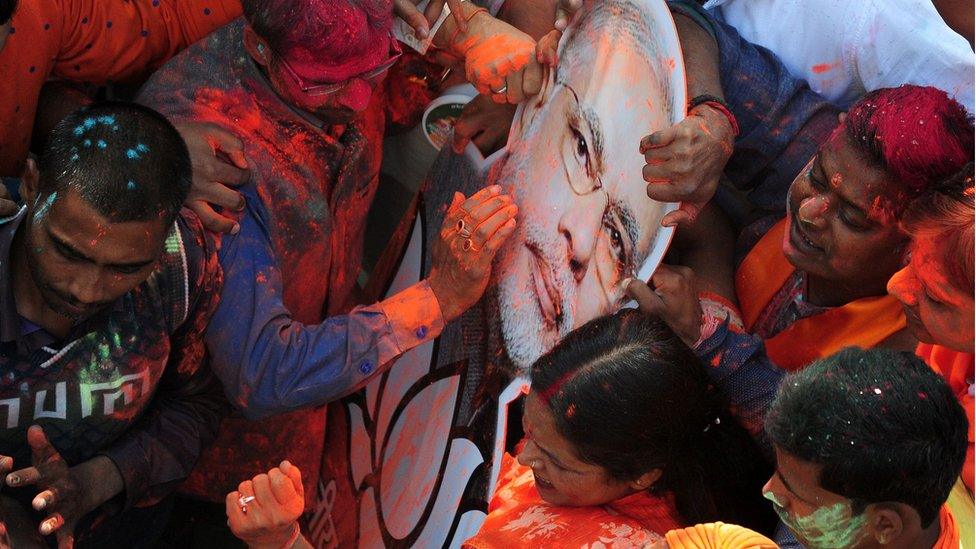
{"left": 456, "top": 218, "right": 472, "bottom": 238}
{"left": 462, "top": 238, "right": 476, "bottom": 252}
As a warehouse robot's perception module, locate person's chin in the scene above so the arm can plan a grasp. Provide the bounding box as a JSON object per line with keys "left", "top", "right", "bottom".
{"left": 903, "top": 308, "right": 935, "bottom": 344}
{"left": 532, "top": 472, "right": 565, "bottom": 505}
{"left": 496, "top": 269, "right": 556, "bottom": 371}
{"left": 43, "top": 289, "right": 101, "bottom": 321}
{"left": 782, "top": 216, "right": 827, "bottom": 273}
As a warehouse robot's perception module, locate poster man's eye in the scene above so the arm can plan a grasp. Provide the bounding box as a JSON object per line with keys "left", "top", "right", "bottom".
{"left": 571, "top": 127, "right": 589, "bottom": 171}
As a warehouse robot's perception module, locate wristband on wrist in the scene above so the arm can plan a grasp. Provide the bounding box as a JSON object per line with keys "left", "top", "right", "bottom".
{"left": 688, "top": 94, "right": 739, "bottom": 138}
{"left": 448, "top": 6, "right": 489, "bottom": 48}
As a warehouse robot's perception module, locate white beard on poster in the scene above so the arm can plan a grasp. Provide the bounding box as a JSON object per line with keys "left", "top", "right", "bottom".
{"left": 313, "top": 0, "right": 687, "bottom": 546}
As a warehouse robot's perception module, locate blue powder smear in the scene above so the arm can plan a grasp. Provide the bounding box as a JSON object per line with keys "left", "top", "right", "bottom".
{"left": 127, "top": 180, "right": 137, "bottom": 190}
{"left": 83, "top": 139, "right": 92, "bottom": 147}
{"left": 73, "top": 125, "right": 85, "bottom": 136}
{"left": 136, "top": 143, "right": 149, "bottom": 153}
{"left": 126, "top": 149, "right": 139, "bottom": 159}
{"left": 96, "top": 140, "right": 107, "bottom": 149}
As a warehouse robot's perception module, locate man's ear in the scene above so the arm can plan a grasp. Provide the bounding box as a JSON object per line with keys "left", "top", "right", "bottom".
{"left": 21, "top": 158, "right": 40, "bottom": 206}
{"left": 243, "top": 26, "right": 270, "bottom": 66}
{"left": 866, "top": 503, "right": 906, "bottom": 545}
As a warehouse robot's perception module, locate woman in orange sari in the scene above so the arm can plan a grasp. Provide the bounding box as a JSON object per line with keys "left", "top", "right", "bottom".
{"left": 464, "top": 310, "right": 775, "bottom": 548}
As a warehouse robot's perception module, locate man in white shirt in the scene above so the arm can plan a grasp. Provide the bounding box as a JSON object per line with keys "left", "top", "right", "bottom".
{"left": 704, "top": 0, "right": 975, "bottom": 112}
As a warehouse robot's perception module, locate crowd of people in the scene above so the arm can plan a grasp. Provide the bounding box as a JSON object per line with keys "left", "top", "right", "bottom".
{"left": 0, "top": 0, "right": 972, "bottom": 547}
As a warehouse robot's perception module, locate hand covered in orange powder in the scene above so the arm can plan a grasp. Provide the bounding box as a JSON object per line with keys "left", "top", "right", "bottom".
{"left": 428, "top": 185, "right": 518, "bottom": 322}
{"left": 448, "top": 12, "right": 543, "bottom": 104}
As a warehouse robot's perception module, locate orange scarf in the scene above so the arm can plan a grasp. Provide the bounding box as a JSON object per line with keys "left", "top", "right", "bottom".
{"left": 735, "top": 219, "right": 906, "bottom": 371}
{"left": 933, "top": 505, "right": 960, "bottom": 549}
{"left": 917, "top": 343, "right": 975, "bottom": 494}
{"left": 464, "top": 454, "right": 683, "bottom": 548}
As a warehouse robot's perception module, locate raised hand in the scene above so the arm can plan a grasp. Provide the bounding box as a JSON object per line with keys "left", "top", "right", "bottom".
{"left": 393, "top": 0, "right": 467, "bottom": 39}
{"left": 4, "top": 426, "right": 114, "bottom": 549}
{"left": 625, "top": 265, "right": 703, "bottom": 347}
{"left": 639, "top": 103, "right": 736, "bottom": 227}
{"left": 452, "top": 94, "right": 517, "bottom": 155}
{"left": 428, "top": 185, "right": 518, "bottom": 321}
{"left": 226, "top": 461, "right": 306, "bottom": 549}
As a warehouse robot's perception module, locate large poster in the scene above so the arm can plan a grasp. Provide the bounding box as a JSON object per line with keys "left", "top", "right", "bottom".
{"left": 312, "top": 0, "right": 687, "bottom": 545}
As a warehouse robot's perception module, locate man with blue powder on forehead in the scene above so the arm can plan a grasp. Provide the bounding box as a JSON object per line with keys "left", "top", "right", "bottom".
{"left": 0, "top": 101, "right": 227, "bottom": 547}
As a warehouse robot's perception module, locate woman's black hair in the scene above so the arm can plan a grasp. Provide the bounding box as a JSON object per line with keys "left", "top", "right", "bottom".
{"left": 530, "top": 309, "right": 776, "bottom": 533}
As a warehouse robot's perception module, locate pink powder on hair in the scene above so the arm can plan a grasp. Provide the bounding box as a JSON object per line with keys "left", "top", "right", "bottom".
{"left": 279, "top": 0, "right": 393, "bottom": 82}
{"left": 846, "top": 86, "right": 973, "bottom": 197}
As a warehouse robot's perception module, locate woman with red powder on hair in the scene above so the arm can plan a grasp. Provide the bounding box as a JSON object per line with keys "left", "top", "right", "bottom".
{"left": 887, "top": 165, "right": 975, "bottom": 542}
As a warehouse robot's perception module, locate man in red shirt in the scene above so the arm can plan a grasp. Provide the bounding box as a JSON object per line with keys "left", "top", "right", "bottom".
{"left": 0, "top": 0, "right": 254, "bottom": 233}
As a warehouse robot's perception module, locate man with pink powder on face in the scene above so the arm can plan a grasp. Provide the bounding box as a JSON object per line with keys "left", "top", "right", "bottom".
{"left": 137, "top": 0, "right": 543, "bottom": 541}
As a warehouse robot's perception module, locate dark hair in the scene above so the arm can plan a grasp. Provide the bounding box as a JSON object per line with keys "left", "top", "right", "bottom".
{"left": 0, "top": 0, "right": 16, "bottom": 25}
{"left": 242, "top": 0, "right": 390, "bottom": 56}
{"left": 844, "top": 85, "right": 974, "bottom": 202}
{"left": 531, "top": 309, "right": 776, "bottom": 532}
{"left": 766, "top": 347, "right": 968, "bottom": 526}
{"left": 37, "top": 101, "right": 191, "bottom": 227}
{"left": 902, "top": 162, "right": 975, "bottom": 295}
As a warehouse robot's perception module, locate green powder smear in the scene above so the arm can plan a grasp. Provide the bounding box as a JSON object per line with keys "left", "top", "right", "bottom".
{"left": 764, "top": 491, "right": 868, "bottom": 549}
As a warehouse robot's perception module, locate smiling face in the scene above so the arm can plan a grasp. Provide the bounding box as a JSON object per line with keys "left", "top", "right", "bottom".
{"left": 763, "top": 448, "right": 871, "bottom": 549}
{"left": 887, "top": 233, "right": 975, "bottom": 352}
{"left": 23, "top": 188, "right": 165, "bottom": 320}
{"left": 490, "top": 1, "right": 671, "bottom": 370}
{"left": 783, "top": 130, "right": 909, "bottom": 297}
{"left": 517, "top": 393, "right": 637, "bottom": 507}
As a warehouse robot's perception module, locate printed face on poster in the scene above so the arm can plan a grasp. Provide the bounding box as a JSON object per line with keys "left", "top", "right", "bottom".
{"left": 314, "top": 0, "right": 687, "bottom": 546}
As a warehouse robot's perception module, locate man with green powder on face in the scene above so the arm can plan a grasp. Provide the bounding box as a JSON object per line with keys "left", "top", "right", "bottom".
{"left": 763, "top": 347, "right": 968, "bottom": 549}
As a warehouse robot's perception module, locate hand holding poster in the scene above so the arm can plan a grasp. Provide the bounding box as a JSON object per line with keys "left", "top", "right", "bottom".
{"left": 315, "top": 0, "right": 686, "bottom": 545}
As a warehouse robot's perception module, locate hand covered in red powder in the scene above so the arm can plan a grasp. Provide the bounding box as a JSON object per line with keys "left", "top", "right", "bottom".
{"left": 428, "top": 185, "right": 518, "bottom": 322}
{"left": 449, "top": 13, "right": 542, "bottom": 103}
{"left": 625, "top": 265, "right": 703, "bottom": 347}
{"left": 175, "top": 122, "right": 250, "bottom": 235}
{"left": 5, "top": 426, "right": 121, "bottom": 549}
{"left": 640, "top": 103, "right": 735, "bottom": 227}
{"left": 452, "top": 94, "right": 517, "bottom": 155}
{"left": 226, "top": 461, "right": 305, "bottom": 549}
